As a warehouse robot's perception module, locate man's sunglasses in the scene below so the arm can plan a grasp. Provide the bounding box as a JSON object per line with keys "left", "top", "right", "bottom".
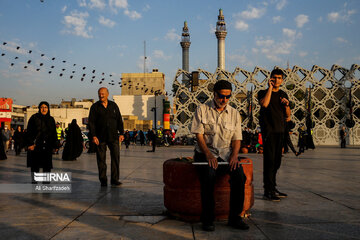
{"left": 216, "top": 92, "right": 231, "bottom": 99}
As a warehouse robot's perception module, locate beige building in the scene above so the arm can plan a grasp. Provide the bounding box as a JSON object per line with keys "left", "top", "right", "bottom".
{"left": 113, "top": 95, "right": 165, "bottom": 130}
{"left": 121, "top": 69, "right": 165, "bottom": 95}
{"left": 24, "top": 99, "right": 94, "bottom": 131}
{"left": 122, "top": 115, "right": 153, "bottom": 131}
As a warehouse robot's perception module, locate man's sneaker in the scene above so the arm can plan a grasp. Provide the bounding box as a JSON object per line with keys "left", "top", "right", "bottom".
{"left": 202, "top": 222, "right": 215, "bottom": 231}
{"left": 228, "top": 217, "right": 249, "bottom": 230}
{"left": 275, "top": 189, "right": 288, "bottom": 198}
{"left": 100, "top": 181, "right": 107, "bottom": 187}
{"left": 263, "top": 192, "right": 281, "bottom": 202}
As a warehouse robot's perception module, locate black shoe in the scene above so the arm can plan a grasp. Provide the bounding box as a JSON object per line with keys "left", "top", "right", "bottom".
{"left": 202, "top": 222, "right": 215, "bottom": 231}
{"left": 275, "top": 189, "right": 287, "bottom": 198}
{"left": 228, "top": 216, "right": 249, "bottom": 230}
{"left": 100, "top": 181, "right": 107, "bottom": 187}
{"left": 295, "top": 152, "right": 301, "bottom": 156}
{"left": 111, "top": 181, "right": 122, "bottom": 187}
{"left": 263, "top": 192, "right": 281, "bottom": 202}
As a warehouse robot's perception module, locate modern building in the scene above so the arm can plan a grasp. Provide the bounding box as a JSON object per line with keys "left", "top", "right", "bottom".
{"left": 121, "top": 69, "right": 165, "bottom": 96}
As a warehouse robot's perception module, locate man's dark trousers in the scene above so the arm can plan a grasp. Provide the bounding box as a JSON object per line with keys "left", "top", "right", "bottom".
{"left": 96, "top": 140, "right": 120, "bottom": 183}
{"left": 263, "top": 133, "right": 284, "bottom": 193}
{"left": 194, "top": 151, "right": 246, "bottom": 224}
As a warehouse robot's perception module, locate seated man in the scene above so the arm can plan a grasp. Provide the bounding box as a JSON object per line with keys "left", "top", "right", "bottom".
{"left": 191, "top": 80, "right": 249, "bottom": 231}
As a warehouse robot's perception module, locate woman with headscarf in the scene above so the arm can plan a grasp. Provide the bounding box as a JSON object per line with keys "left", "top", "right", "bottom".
{"left": 25, "top": 101, "right": 57, "bottom": 183}
{"left": 62, "top": 119, "right": 83, "bottom": 161}
{"left": 13, "top": 126, "right": 24, "bottom": 156}
{"left": 0, "top": 128, "right": 7, "bottom": 160}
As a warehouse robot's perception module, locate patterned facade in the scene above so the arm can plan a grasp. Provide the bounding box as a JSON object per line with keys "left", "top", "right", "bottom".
{"left": 173, "top": 64, "right": 360, "bottom": 146}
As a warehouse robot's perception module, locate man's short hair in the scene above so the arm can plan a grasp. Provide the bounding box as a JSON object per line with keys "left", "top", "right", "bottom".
{"left": 213, "top": 80, "right": 232, "bottom": 92}
{"left": 270, "top": 68, "right": 284, "bottom": 78}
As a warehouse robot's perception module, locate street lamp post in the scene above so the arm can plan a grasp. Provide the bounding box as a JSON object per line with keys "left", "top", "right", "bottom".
{"left": 151, "top": 90, "right": 161, "bottom": 129}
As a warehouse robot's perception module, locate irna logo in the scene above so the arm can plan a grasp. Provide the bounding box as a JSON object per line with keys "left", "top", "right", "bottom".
{"left": 34, "top": 172, "right": 71, "bottom": 182}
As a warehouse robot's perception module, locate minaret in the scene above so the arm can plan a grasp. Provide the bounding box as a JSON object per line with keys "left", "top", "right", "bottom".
{"left": 180, "top": 21, "right": 191, "bottom": 83}
{"left": 215, "top": 9, "right": 227, "bottom": 71}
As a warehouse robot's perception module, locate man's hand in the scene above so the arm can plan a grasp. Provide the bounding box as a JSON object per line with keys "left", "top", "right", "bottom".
{"left": 229, "top": 155, "right": 241, "bottom": 171}
{"left": 119, "top": 135, "right": 124, "bottom": 142}
{"left": 268, "top": 78, "right": 275, "bottom": 88}
{"left": 28, "top": 145, "right": 35, "bottom": 151}
{"left": 206, "top": 153, "right": 218, "bottom": 169}
{"left": 92, "top": 136, "right": 99, "bottom": 145}
{"left": 280, "top": 97, "right": 289, "bottom": 107}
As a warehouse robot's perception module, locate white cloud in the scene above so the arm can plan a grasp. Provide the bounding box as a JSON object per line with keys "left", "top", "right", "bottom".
{"left": 295, "top": 14, "right": 309, "bottom": 28}
{"left": 252, "top": 48, "right": 259, "bottom": 54}
{"left": 328, "top": 12, "right": 340, "bottom": 23}
{"left": 99, "top": 16, "right": 115, "bottom": 28}
{"left": 62, "top": 11, "right": 93, "bottom": 38}
{"left": 299, "top": 51, "right": 308, "bottom": 57}
{"left": 265, "top": 54, "right": 282, "bottom": 62}
{"left": 335, "top": 37, "right": 348, "bottom": 44}
{"left": 153, "top": 50, "right": 171, "bottom": 60}
{"left": 209, "top": 24, "right": 216, "bottom": 34}
{"left": 228, "top": 54, "right": 253, "bottom": 67}
{"left": 0, "top": 41, "right": 28, "bottom": 55}
{"left": 256, "top": 38, "right": 274, "bottom": 47}
{"left": 237, "top": 6, "right": 266, "bottom": 19}
{"left": 253, "top": 33, "right": 298, "bottom": 63}
{"left": 109, "top": 0, "right": 141, "bottom": 20}
{"left": 165, "top": 29, "right": 180, "bottom": 41}
{"left": 61, "top": 5, "right": 67, "bottom": 13}
{"left": 78, "top": 0, "right": 87, "bottom": 7}
{"left": 282, "top": 28, "right": 302, "bottom": 40}
{"left": 89, "top": 0, "right": 106, "bottom": 9}
{"left": 235, "top": 20, "right": 249, "bottom": 31}
{"left": 328, "top": 9, "right": 356, "bottom": 23}
{"left": 109, "top": 0, "right": 128, "bottom": 10}
{"left": 124, "top": 9, "right": 141, "bottom": 20}
{"left": 273, "top": 41, "right": 293, "bottom": 55}
{"left": 276, "top": 0, "right": 287, "bottom": 10}
{"left": 272, "top": 16, "right": 282, "bottom": 23}
{"left": 282, "top": 28, "right": 296, "bottom": 39}
{"left": 137, "top": 55, "right": 152, "bottom": 71}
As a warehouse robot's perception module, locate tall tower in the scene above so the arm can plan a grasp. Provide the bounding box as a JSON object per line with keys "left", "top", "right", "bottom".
{"left": 180, "top": 21, "right": 191, "bottom": 82}
{"left": 215, "top": 9, "right": 227, "bottom": 71}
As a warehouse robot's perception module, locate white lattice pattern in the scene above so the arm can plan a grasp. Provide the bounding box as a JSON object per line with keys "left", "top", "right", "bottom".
{"left": 173, "top": 64, "right": 360, "bottom": 145}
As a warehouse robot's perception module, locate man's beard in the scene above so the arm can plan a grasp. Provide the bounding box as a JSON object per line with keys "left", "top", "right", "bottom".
{"left": 214, "top": 99, "right": 227, "bottom": 108}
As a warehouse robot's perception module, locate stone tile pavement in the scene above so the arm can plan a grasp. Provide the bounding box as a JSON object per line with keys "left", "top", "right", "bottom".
{"left": 0, "top": 144, "right": 359, "bottom": 240}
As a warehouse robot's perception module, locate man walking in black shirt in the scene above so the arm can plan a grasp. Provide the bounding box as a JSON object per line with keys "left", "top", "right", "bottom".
{"left": 89, "top": 87, "right": 124, "bottom": 187}
{"left": 258, "top": 69, "right": 291, "bottom": 201}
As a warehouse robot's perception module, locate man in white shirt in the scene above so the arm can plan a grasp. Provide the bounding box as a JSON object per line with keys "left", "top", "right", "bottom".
{"left": 191, "top": 80, "right": 248, "bottom": 231}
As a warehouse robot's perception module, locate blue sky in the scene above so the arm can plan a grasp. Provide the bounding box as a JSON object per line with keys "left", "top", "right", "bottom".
{"left": 0, "top": 0, "right": 359, "bottom": 105}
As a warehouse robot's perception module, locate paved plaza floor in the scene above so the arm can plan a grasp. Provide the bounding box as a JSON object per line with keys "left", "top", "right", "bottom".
{"left": 0, "top": 144, "right": 359, "bottom": 240}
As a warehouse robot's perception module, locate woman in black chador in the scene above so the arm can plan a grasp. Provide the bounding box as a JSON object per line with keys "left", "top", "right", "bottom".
{"left": 13, "top": 126, "right": 24, "bottom": 156}
{"left": 0, "top": 131, "right": 7, "bottom": 160}
{"left": 62, "top": 119, "right": 83, "bottom": 161}
{"left": 25, "top": 101, "right": 57, "bottom": 183}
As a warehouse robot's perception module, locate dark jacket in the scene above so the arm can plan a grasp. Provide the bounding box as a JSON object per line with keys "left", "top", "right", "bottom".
{"left": 25, "top": 107, "right": 57, "bottom": 169}
{"left": 62, "top": 119, "right": 83, "bottom": 160}
{"left": 88, "top": 100, "right": 124, "bottom": 143}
